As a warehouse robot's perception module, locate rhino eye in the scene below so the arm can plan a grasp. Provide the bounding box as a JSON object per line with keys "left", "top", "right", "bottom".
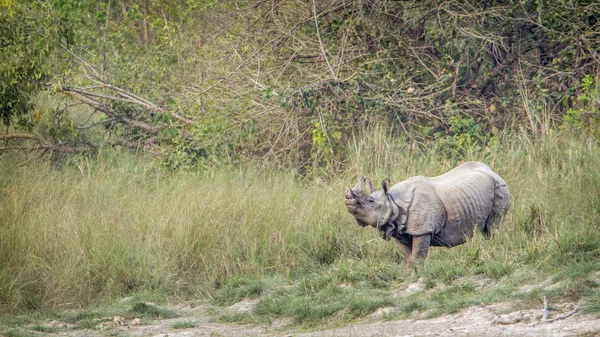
{"left": 367, "top": 197, "right": 374, "bottom": 204}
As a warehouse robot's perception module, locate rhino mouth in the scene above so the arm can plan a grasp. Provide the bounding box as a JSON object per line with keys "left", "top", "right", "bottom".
{"left": 345, "top": 189, "right": 353, "bottom": 200}
{"left": 344, "top": 189, "right": 359, "bottom": 215}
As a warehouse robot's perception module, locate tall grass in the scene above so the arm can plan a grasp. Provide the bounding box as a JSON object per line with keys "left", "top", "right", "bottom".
{"left": 1, "top": 131, "right": 599, "bottom": 320}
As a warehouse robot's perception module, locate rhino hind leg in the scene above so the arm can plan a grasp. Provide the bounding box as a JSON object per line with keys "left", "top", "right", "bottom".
{"left": 484, "top": 176, "right": 511, "bottom": 236}
{"left": 482, "top": 214, "right": 494, "bottom": 238}
{"left": 485, "top": 209, "right": 509, "bottom": 236}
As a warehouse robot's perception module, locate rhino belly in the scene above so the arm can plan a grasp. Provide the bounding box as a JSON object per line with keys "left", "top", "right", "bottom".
{"left": 431, "top": 220, "right": 474, "bottom": 247}
{"left": 432, "top": 206, "right": 492, "bottom": 246}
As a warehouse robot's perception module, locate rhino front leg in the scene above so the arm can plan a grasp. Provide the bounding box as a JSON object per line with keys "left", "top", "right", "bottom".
{"left": 410, "top": 234, "right": 431, "bottom": 265}
{"left": 393, "top": 239, "right": 412, "bottom": 262}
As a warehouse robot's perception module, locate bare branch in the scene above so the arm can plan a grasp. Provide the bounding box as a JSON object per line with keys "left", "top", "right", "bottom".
{"left": 541, "top": 296, "right": 581, "bottom": 323}
{"left": 0, "top": 145, "right": 89, "bottom": 154}
{"left": 312, "top": 0, "right": 337, "bottom": 80}
{"left": 0, "top": 134, "right": 46, "bottom": 142}
{"left": 48, "top": 84, "right": 159, "bottom": 135}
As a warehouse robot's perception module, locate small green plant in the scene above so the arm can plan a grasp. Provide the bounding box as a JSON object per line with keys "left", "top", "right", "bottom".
{"left": 218, "top": 312, "right": 249, "bottom": 323}
{"left": 213, "top": 277, "right": 266, "bottom": 306}
{"left": 0, "top": 329, "right": 34, "bottom": 337}
{"left": 129, "top": 302, "right": 177, "bottom": 319}
{"left": 28, "top": 325, "right": 57, "bottom": 333}
{"left": 56, "top": 310, "right": 110, "bottom": 330}
{"left": 171, "top": 320, "right": 199, "bottom": 329}
{"left": 399, "top": 299, "right": 427, "bottom": 314}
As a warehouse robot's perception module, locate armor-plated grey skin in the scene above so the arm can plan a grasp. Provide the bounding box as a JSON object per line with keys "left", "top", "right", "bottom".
{"left": 344, "top": 161, "right": 510, "bottom": 265}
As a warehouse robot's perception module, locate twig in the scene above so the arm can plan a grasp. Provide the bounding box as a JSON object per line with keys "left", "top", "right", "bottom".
{"left": 0, "top": 134, "right": 45, "bottom": 142}
{"left": 77, "top": 117, "right": 121, "bottom": 130}
{"left": 0, "top": 145, "right": 88, "bottom": 154}
{"left": 541, "top": 296, "right": 581, "bottom": 323}
{"left": 311, "top": 0, "right": 337, "bottom": 80}
{"left": 408, "top": 44, "right": 439, "bottom": 80}
{"left": 542, "top": 296, "right": 550, "bottom": 321}
{"left": 47, "top": 84, "right": 159, "bottom": 134}
{"left": 59, "top": 47, "right": 194, "bottom": 125}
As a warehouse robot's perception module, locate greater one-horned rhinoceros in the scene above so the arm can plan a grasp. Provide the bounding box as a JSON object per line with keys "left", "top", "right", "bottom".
{"left": 344, "top": 161, "right": 510, "bottom": 264}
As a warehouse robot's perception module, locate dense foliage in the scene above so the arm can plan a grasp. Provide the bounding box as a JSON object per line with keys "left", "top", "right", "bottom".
{"left": 1, "top": 0, "right": 599, "bottom": 170}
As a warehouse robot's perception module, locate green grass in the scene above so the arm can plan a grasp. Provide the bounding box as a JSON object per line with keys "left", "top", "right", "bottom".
{"left": 1, "top": 130, "right": 600, "bottom": 326}
{"left": 213, "top": 277, "right": 270, "bottom": 306}
{"left": 28, "top": 324, "right": 57, "bottom": 333}
{"left": 0, "top": 329, "right": 35, "bottom": 337}
{"left": 218, "top": 312, "right": 251, "bottom": 323}
{"left": 171, "top": 320, "right": 199, "bottom": 329}
{"left": 129, "top": 302, "right": 177, "bottom": 319}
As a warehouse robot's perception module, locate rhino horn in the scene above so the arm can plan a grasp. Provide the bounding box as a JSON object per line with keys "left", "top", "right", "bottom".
{"left": 352, "top": 176, "right": 365, "bottom": 192}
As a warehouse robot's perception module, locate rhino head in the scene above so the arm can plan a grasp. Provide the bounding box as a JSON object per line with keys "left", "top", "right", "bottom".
{"left": 344, "top": 176, "right": 399, "bottom": 239}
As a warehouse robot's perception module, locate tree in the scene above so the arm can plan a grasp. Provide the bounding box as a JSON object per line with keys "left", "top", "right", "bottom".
{"left": 0, "top": 0, "right": 64, "bottom": 129}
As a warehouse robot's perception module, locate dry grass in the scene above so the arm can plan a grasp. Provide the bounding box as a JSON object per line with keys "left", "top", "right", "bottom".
{"left": 1, "top": 131, "right": 599, "bottom": 325}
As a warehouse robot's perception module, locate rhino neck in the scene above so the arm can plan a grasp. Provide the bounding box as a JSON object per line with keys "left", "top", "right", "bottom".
{"left": 377, "top": 194, "right": 401, "bottom": 230}
{"left": 386, "top": 194, "right": 404, "bottom": 233}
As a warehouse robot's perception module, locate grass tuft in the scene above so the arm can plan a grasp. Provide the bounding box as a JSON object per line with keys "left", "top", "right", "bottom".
{"left": 129, "top": 302, "right": 177, "bottom": 319}
{"left": 171, "top": 320, "right": 199, "bottom": 329}
{"left": 0, "top": 329, "right": 35, "bottom": 337}
{"left": 219, "top": 312, "right": 250, "bottom": 323}
{"left": 28, "top": 325, "right": 57, "bottom": 333}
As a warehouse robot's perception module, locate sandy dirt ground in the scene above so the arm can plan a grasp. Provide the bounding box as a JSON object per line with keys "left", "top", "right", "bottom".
{"left": 19, "top": 301, "right": 599, "bottom": 337}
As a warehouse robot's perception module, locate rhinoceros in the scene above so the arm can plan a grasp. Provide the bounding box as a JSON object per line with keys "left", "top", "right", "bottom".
{"left": 344, "top": 161, "right": 510, "bottom": 264}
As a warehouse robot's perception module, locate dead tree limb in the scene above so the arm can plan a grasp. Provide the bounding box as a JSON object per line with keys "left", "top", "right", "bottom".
{"left": 0, "top": 134, "right": 46, "bottom": 142}
{"left": 0, "top": 134, "right": 90, "bottom": 155}
{"left": 49, "top": 84, "right": 160, "bottom": 135}
{"left": 76, "top": 59, "right": 193, "bottom": 125}
{"left": 0, "top": 145, "right": 88, "bottom": 153}
{"left": 541, "top": 296, "right": 581, "bottom": 323}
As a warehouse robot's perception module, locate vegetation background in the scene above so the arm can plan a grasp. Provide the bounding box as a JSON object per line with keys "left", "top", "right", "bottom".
{"left": 1, "top": 0, "right": 599, "bottom": 331}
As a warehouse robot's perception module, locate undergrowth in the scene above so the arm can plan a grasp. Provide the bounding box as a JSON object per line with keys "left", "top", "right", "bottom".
{"left": 0, "top": 130, "right": 599, "bottom": 326}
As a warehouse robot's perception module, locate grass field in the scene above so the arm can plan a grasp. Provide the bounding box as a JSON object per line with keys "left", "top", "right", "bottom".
{"left": 1, "top": 130, "right": 599, "bottom": 329}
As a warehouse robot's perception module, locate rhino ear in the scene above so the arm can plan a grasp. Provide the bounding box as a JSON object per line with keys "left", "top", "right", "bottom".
{"left": 364, "top": 177, "right": 375, "bottom": 194}
{"left": 381, "top": 178, "right": 391, "bottom": 194}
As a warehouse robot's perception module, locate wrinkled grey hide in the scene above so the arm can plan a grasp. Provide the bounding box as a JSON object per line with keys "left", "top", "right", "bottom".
{"left": 344, "top": 161, "right": 510, "bottom": 264}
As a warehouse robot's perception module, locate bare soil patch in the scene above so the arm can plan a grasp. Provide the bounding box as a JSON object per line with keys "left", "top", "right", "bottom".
{"left": 15, "top": 301, "right": 599, "bottom": 337}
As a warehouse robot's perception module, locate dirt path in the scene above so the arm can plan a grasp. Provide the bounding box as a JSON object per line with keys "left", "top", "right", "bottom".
{"left": 28, "top": 303, "right": 598, "bottom": 337}
{"left": 293, "top": 305, "right": 599, "bottom": 337}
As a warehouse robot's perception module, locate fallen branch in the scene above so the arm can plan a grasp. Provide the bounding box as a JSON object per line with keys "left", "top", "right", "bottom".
{"left": 541, "top": 296, "right": 581, "bottom": 323}
{"left": 48, "top": 84, "right": 159, "bottom": 135}
{"left": 0, "top": 145, "right": 89, "bottom": 154}
{"left": 76, "top": 59, "right": 193, "bottom": 125}
{"left": 0, "top": 134, "right": 91, "bottom": 155}
{"left": 0, "top": 134, "right": 46, "bottom": 142}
